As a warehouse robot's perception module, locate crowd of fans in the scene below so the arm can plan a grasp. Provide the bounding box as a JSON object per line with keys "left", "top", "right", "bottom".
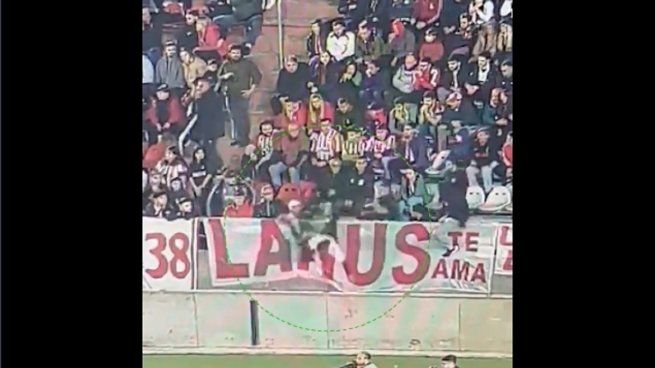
{"left": 142, "top": 0, "right": 513, "bottom": 226}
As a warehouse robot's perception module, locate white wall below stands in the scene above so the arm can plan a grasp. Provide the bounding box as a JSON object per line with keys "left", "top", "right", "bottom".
{"left": 143, "top": 291, "right": 512, "bottom": 357}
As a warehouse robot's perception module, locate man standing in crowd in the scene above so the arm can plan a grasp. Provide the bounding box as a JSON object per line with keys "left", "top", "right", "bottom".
{"left": 180, "top": 48, "right": 207, "bottom": 93}
{"left": 188, "top": 76, "right": 224, "bottom": 172}
{"left": 155, "top": 42, "right": 186, "bottom": 96}
{"left": 221, "top": 44, "right": 262, "bottom": 146}
{"left": 213, "top": 0, "right": 264, "bottom": 52}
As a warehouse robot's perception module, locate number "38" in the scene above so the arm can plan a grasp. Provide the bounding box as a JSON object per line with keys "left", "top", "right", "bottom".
{"left": 145, "top": 232, "right": 191, "bottom": 279}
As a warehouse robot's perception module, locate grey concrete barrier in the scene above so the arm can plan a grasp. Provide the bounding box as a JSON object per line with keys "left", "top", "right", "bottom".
{"left": 195, "top": 292, "right": 252, "bottom": 348}
{"left": 143, "top": 292, "right": 198, "bottom": 347}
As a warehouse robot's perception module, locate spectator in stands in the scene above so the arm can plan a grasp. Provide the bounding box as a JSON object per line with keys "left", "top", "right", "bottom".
{"left": 174, "top": 197, "right": 200, "bottom": 219}
{"left": 309, "top": 51, "right": 341, "bottom": 101}
{"left": 143, "top": 54, "right": 155, "bottom": 99}
{"left": 221, "top": 44, "right": 262, "bottom": 146}
{"left": 443, "top": 13, "right": 473, "bottom": 57}
{"left": 437, "top": 54, "right": 468, "bottom": 102}
{"left": 385, "top": 19, "right": 416, "bottom": 68}
{"left": 466, "top": 129, "right": 498, "bottom": 192}
{"left": 444, "top": 120, "right": 472, "bottom": 163}
{"left": 178, "top": 10, "right": 200, "bottom": 53}
{"left": 469, "top": 0, "right": 495, "bottom": 26}
{"left": 366, "top": 127, "right": 396, "bottom": 179}
{"left": 326, "top": 19, "right": 356, "bottom": 62}
{"left": 418, "top": 90, "right": 444, "bottom": 142}
{"left": 242, "top": 120, "right": 276, "bottom": 180}
{"left": 470, "top": 21, "right": 496, "bottom": 63}
{"left": 212, "top": 0, "right": 264, "bottom": 52}
{"left": 275, "top": 96, "right": 308, "bottom": 130}
{"left": 189, "top": 147, "right": 213, "bottom": 215}
{"left": 167, "top": 177, "right": 189, "bottom": 205}
{"left": 500, "top": 0, "right": 513, "bottom": 20}
{"left": 223, "top": 187, "right": 255, "bottom": 217}
{"left": 307, "top": 94, "right": 335, "bottom": 132}
{"left": 144, "top": 191, "right": 176, "bottom": 219}
{"left": 335, "top": 61, "right": 363, "bottom": 107}
{"left": 354, "top": 21, "right": 384, "bottom": 64}
{"left": 155, "top": 42, "right": 186, "bottom": 95}
{"left": 143, "top": 169, "right": 166, "bottom": 209}
{"left": 389, "top": 125, "right": 432, "bottom": 187}
{"left": 323, "top": 157, "right": 351, "bottom": 215}
{"left": 413, "top": 57, "right": 440, "bottom": 96}
{"left": 495, "top": 20, "right": 512, "bottom": 65}
{"left": 144, "top": 84, "right": 186, "bottom": 144}
{"left": 465, "top": 52, "right": 498, "bottom": 107}
{"left": 194, "top": 16, "right": 226, "bottom": 61}
{"left": 441, "top": 0, "right": 468, "bottom": 36}
{"left": 307, "top": 19, "right": 328, "bottom": 61}
{"left": 143, "top": 7, "right": 162, "bottom": 64}
{"left": 392, "top": 53, "right": 421, "bottom": 103}
{"left": 363, "top": 102, "right": 387, "bottom": 133}
{"left": 180, "top": 48, "right": 207, "bottom": 92}
{"left": 433, "top": 161, "right": 469, "bottom": 247}
{"left": 389, "top": 97, "right": 415, "bottom": 134}
{"left": 156, "top": 145, "right": 189, "bottom": 188}
{"left": 341, "top": 127, "right": 367, "bottom": 163}
{"left": 308, "top": 119, "right": 343, "bottom": 186}
{"left": 344, "top": 156, "right": 375, "bottom": 216}
{"left": 253, "top": 184, "right": 283, "bottom": 218}
{"left": 397, "top": 168, "right": 431, "bottom": 221}
{"left": 418, "top": 28, "right": 445, "bottom": 65}
{"left": 411, "top": 0, "right": 443, "bottom": 32}
{"left": 188, "top": 77, "right": 224, "bottom": 171}
{"left": 334, "top": 97, "right": 364, "bottom": 131}
{"left": 442, "top": 91, "right": 480, "bottom": 126}
{"left": 338, "top": 0, "right": 369, "bottom": 30}
{"left": 276, "top": 55, "right": 311, "bottom": 103}
{"left": 269, "top": 122, "right": 309, "bottom": 189}
{"left": 359, "top": 60, "right": 386, "bottom": 108}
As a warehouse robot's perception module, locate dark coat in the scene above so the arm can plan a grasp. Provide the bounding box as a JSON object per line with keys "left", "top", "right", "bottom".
{"left": 190, "top": 90, "right": 225, "bottom": 141}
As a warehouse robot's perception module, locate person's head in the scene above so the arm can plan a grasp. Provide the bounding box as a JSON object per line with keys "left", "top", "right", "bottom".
{"left": 476, "top": 129, "right": 490, "bottom": 145}
{"left": 207, "top": 59, "right": 219, "bottom": 72}
{"left": 319, "top": 118, "right": 332, "bottom": 133}
{"left": 478, "top": 52, "right": 491, "bottom": 69}
{"left": 499, "top": 88, "right": 509, "bottom": 103}
{"left": 446, "top": 92, "right": 463, "bottom": 108}
{"left": 328, "top": 157, "right": 342, "bottom": 172}
{"left": 344, "top": 61, "right": 358, "bottom": 76}
{"left": 195, "top": 17, "right": 210, "bottom": 32}
{"left": 500, "top": 59, "right": 513, "bottom": 78}
{"left": 365, "top": 60, "right": 380, "bottom": 76}
{"left": 284, "top": 55, "right": 299, "bottom": 73}
{"left": 337, "top": 98, "right": 352, "bottom": 113}
{"left": 155, "top": 84, "right": 171, "bottom": 100}
{"left": 164, "top": 146, "right": 180, "bottom": 163}
{"left": 355, "top": 352, "right": 372, "bottom": 367}
{"left": 402, "top": 124, "right": 414, "bottom": 139}
{"left": 490, "top": 88, "right": 502, "bottom": 105}
{"left": 288, "top": 199, "right": 303, "bottom": 216}
{"left": 499, "top": 21, "right": 512, "bottom": 35}
{"left": 481, "top": 21, "right": 495, "bottom": 36}
{"left": 357, "top": 22, "right": 371, "bottom": 39}
{"left": 506, "top": 131, "right": 513, "bottom": 145}
{"left": 459, "top": 13, "right": 471, "bottom": 29}
{"left": 186, "top": 10, "right": 199, "bottom": 25}
{"left": 149, "top": 171, "right": 163, "bottom": 186}
{"left": 404, "top": 53, "right": 417, "bottom": 69}
{"left": 228, "top": 44, "right": 243, "bottom": 61}
{"left": 164, "top": 42, "right": 178, "bottom": 58}
{"left": 393, "top": 96, "right": 405, "bottom": 110}
{"left": 310, "top": 94, "right": 324, "bottom": 110}
{"left": 319, "top": 51, "right": 331, "bottom": 65}
{"left": 154, "top": 192, "right": 168, "bottom": 207}
{"left": 170, "top": 177, "right": 183, "bottom": 192}
{"left": 422, "top": 91, "right": 436, "bottom": 107}
{"left": 447, "top": 54, "right": 462, "bottom": 71}
{"left": 190, "top": 146, "right": 205, "bottom": 163}
{"left": 261, "top": 184, "right": 275, "bottom": 201}
{"left": 179, "top": 49, "right": 193, "bottom": 63}
{"left": 332, "top": 20, "right": 345, "bottom": 36}
{"left": 195, "top": 77, "right": 211, "bottom": 95}
{"left": 310, "top": 19, "right": 322, "bottom": 35}
{"left": 375, "top": 127, "right": 389, "bottom": 140}
{"left": 260, "top": 119, "right": 274, "bottom": 136}
{"left": 355, "top": 156, "right": 368, "bottom": 172}
{"left": 180, "top": 198, "right": 194, "bottom": 213}
{"left": 424, "top": 28, "right": 438, "bottom": 43}
{"left": 142, "top": 7, "right": 152, "bottom": 25}
{"left": 287, "top": 122, "right": 301, "bottom": 138}
{"left": 441, "top": 355, "right": 457, "bottom": 368}
{"left": 418, "top": 57, "right": 432, "bottom": 72}
{"left": 280, "top": 95, "right": 293, "bottom": 112}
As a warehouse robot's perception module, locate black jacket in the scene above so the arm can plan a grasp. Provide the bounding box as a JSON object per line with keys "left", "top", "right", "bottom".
{"left": 439, "top": 169, "right": 469, "bottom": 226}
{"left": 190, "top": 90, "right": 225, "bottom": 141}
{"left": 276, "top": 63, "right": 312, "bottom": 102}
{"left": 253, "top": 200, "right": 283, "bottom": 218}
{"left": 346, "top": 167, "right": 375, "bottom": 200}
{"left": 231, "top": 0, "right": 263, "bottom": 21}
{"left": 176, "top": 25, "right": 199, "bottom": 52}
{"left": 442, "top": 100, "right": 480, "bottom": 126}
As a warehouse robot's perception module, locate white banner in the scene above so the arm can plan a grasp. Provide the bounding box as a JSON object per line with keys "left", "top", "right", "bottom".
{"left": 203, "top": 218, "right": 497, "bottom": 293}
{"left": 493, "top": 224, "right": 513, "bottom": 276}
{"left": 143, "top": 218, "right": 197, "bottom": 291}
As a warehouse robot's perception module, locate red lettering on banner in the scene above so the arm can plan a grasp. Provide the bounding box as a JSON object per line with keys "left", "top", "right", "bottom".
{"left": 451, "top": 259, "right": 470, "bottom": 280}
{"left": 471, "top": 262, "right": 486, "bottom": 282}
{"left": 344, "top": 223, "right": 386, "bottom": 286}
{"left": 392, "top": 224, "right": 431, "bottom": 284}
{"left": 464, "top": 232, "right": 479, "bottom": 252}
{"left": 431, "top": 259, "right": 448, "bottom": 279}
{"left": 498, "top": 225, "right": 512, "bottom": 246}
{"left": 207, "top": 218, "right": 250, "bottom": 279}
{"left": 502, "top": 250, "right": 513, "bottom": 271}
{"left": 447, "top": 231, "right": 463, "bottom": 246}
{"left": 253, "top": 220, "right": 292, "bottom": 276}
{"left": 145, "top": 233, "right": 168, "bottom": 279}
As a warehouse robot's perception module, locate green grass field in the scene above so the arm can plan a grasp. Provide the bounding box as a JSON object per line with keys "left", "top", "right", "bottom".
{"left": 143, "top": 355, "right": 512, "bottom": 368}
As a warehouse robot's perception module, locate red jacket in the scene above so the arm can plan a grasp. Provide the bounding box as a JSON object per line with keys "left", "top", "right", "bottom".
{"left": 413, "top": 68, "right": 439, "bottom": 91}
{"left": 275, "top": 104, "right": 308, "bottom": 130}
{"left": 143, "top": 142, "right": 167, "bottom": 170}
{"left": 306, "top": 102, "right": 335, "bottom": 131}
{"left": 196, "top": 23, "right": 227, "bottom": 58}
{"left": 412, "top": 0, "right": 443, "bottom": 22}
{"left": 419, "top": 41, "right": 445, "bottom": 63}
{"left": 145, "top": 97, "right": 186, "bottom": 128}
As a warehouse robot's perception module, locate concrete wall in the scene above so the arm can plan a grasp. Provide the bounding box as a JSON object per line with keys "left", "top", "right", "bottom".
{"left": 143, "top": 291, "right": 512, "bottom": 356}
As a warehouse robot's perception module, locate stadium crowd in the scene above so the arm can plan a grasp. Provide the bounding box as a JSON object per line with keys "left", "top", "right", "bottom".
{"left": 142, "top": 0, "right": 513, "bottom": 225}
